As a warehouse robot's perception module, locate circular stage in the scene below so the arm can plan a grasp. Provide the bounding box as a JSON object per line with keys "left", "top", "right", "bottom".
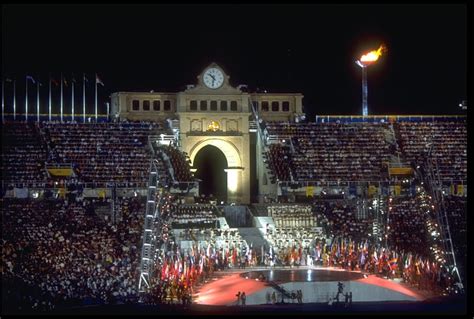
{"left": 195, "top": 267, "right": 432, "bottom": 306}
{"left": 241, "top": 269, "right": 365, "bottom": 282}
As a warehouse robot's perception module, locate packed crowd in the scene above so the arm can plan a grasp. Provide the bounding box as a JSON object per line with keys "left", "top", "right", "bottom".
{"left": 265, "top": 144, "right": 292, "bottom": 182}
{"left": 396, "top": 120, "right": 467, "bottom": 182}
{"left": 1, "top": 196, "right": 145, "bottom": 312}
{"left": 387, "top": 195, "right": 431, "bottom": 257}
{"left": 311, "top": 199, "right": 373, "bottom": 243}
{"left": 442, "top": 195, "right": 467, "bottom": 282}
{"left": 169, "top": 204, "right": 219, "bottom": 228}
{"left": 314, "top": 237, "right": 456, "bottom": 294}
{"left": 1, "top": 117, "right": 466, "bottom": 310}
{"left": 41, "top": 122, "right": 166, "bottom": 186}
{"left": 1, "top": 123, "right": 47, "bottom": 186}
{"left": 264, "top": 122, "right": 392, "bottom": 182}
{"left": 144, "top": 194, "right": 264, "bottom": 304}
{"left": 161, "top": 145, "right": 194, "bottom": 182}
{"left": 268, "top": 205, "right": 316, "bottom": 228}
{"left": 264, "top": 229, "right": 324, "bottom": 267}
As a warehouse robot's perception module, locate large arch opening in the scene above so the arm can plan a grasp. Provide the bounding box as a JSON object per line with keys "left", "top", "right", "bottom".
{"left": 193, "top": 145, "right": 228, "bottom": 202}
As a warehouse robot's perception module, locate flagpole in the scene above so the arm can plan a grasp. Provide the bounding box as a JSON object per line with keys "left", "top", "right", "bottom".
{"left": 1, "top": 78, "right": 4, "bottom": 123}
{"left": 71, "top": 75, "right": 75, "bottom": 122}
{"left": 13, "top": 80, "right": 16, "bottom": 120}
{"left": 83, "top": 73, "right": 86, "bottom": 123}
{"left": 95, "top": 73, "right": 98, "bottom": 122}
{"left": 49, "top": 74, "right": 52, "bottom": 121}
{"left": 60, "top": 72, "right": 63, "bottom": 122}
{"left": 25, "top": 76, "right": 28, "bottom": 122}
{"left": 37, "top": 80, "right": 40, "bottom": 123}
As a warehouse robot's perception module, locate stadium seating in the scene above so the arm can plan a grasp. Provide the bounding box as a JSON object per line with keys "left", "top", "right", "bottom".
{"left": 1, "top": 197, "right": 145, "bottom": 309}
{"left": 396, "top": 120, "right": 467, "bottom": 182}
{"left": 41, "top": 122, "right": 166, "bottom": 187}
{"left": 161, "top": 145, "right": 194, "bottom": 182}
{"left": 312, "top": 199, "right": 373, "bottom": 243}
{"left": 1, "top": 123, "right": 47, "bottom": 186}
{"left": 265, "top": 122, "right": 391, "bottom": 182}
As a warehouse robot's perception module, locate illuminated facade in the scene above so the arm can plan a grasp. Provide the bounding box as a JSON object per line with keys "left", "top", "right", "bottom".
{"left": 111, "top": 63, "right": 304, "bottom": 203}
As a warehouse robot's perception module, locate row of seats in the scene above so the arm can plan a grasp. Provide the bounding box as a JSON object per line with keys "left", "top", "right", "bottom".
{"left": 1, "top": 123, "right": 47, "bottom": 183}
{"left": 161, "top": 145, "right": 194, "bottom": 182}
{"left": 42, "top": 122, "right": 164, "bottom": 184}
{"left": 1, "top": 122, "right": 195, "bottom": 189}
{"left": 387, "top": 195, "right": 431, "bottom": 257}
{"left": 264, "top": 122, "right": 392, "bottom": 182}
{"left": 312, "top": 199, "right": 373, "bottom": 243}
{"left": 169, "top": 204, "right": 219, "bottom": 227}
{"left": 1, "top": 197, "right": 145, "bottom": 310}
{"left": 396, "top": 121, "right": 467, "bottom": 182}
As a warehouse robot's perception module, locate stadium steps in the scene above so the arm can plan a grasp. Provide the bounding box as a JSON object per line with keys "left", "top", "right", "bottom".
{"left": 237, "top": 227, "right": 269, "bottom": 251}
{"left": 266, "top": 280, "right": 293, "bottom": 299}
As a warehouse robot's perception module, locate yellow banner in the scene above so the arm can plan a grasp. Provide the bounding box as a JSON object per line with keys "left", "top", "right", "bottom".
{"left": 98, "top": 189, "right": 107, "bottom": 199}
{"left": 450, "top": 184, "right": 455, "bottom": 195}
{"left": 58, "top": 187, "right": 66, "bottom": 198}
{"left": 457, "top": 184, "right": 464, "bottom": 196}
{"left": 394, "top": 185, "right": 401, "bottom": 196}
{"left": 389, "top": 167, "right": 413, "bottom": 175}
{"left": 48, "top": 168, "right": 73, "bottom": 177}
{"left": 368, "top": 185, "right": 378, "bottom": 196}
{"left": 306, "top": 186, "right": 314, "bottom": 197}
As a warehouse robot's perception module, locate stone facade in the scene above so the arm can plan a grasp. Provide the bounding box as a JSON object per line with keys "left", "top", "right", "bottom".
{"left": 111, "top": 63, "right": 304, "bottom": 203}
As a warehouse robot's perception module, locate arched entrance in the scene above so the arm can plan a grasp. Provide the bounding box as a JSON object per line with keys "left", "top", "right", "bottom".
{"left": 193, "top": 145, "right": 228, "bottom": 201}
{"left": 188, "top": 138, "right": 245, "bottom": 203}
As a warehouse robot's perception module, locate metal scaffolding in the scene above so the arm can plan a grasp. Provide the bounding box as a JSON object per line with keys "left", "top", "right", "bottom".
{"left": 138, "top": 159, "right": 162, "bottom": 293}
{"left": 422, "top": 150, "right": 463, "bottom": 290}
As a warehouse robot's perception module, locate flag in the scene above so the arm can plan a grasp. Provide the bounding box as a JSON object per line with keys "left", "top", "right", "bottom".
{"left": 199, "top": 255, "right": 204, "bottom": 274}
{"left": 71, "top": 74, "right": 76, "bottom": 83}
{"left": 359, "top": 250, "right": 366, "bottom": 265}
{"left": 83, "top": 74, "right": 89, "bottom": 82}
{"left": 5, "top": 78, "right": 13, "bottom": 83}
{"left": 51, "top": 78, "right": 59, "bottom": 86}
{"left": 161, "top": 259, "right": 168, "bottom": 280}
{"left": 96, "top": 73, "right": 104, "bottom": 86}
{"left": 63, "top": 78, "right": 68, "bottom": 87}
{"left": 389, "top": 257, "right": 398, "bottom": 271}
{"left": 26, "top": 75, "right": 36, "bottom": 84}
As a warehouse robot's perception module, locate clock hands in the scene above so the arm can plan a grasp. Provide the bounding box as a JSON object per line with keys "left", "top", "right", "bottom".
{"left": 206, "top": 73, "right": 216, "bottom": 87}
{"left": 204, "top": 69, "right": 223, "bottom": 88}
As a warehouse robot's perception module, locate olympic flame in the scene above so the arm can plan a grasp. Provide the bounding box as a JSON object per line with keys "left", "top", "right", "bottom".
{"left": 360, "top": 44, "right": 387, "bottom": 63}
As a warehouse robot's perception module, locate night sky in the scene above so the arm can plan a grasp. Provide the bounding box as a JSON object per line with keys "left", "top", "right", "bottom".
{"left": 2, "top": 4, "right": 467, "bottom": 120}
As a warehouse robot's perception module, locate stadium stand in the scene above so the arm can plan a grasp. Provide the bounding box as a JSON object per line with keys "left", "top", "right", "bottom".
{"left": 396, "top": 120, "right": 467, "bottom": 182}
{"left": 1, "top": 123, "right": 47, "bottom": 186}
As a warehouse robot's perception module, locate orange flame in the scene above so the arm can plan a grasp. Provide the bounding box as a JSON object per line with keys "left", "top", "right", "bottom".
{"left": 360, "top": 44, "right": 387, "bottom": 63}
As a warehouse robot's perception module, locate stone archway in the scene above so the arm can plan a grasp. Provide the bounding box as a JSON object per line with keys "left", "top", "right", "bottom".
{"left": 189, "top": 138, "right": 244, "bottom": 203}
{"left": 193, "top": 145, "right": 228, "bottom": 201}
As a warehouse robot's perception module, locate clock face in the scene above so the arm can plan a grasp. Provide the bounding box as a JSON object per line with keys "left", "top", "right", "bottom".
{"left": 203, "top": 68, "right": 224, "bottom": 89}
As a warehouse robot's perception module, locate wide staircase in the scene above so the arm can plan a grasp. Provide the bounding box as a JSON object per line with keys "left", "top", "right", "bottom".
{"left": 237, "top": 227, "right": 269, "bottom": 255}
